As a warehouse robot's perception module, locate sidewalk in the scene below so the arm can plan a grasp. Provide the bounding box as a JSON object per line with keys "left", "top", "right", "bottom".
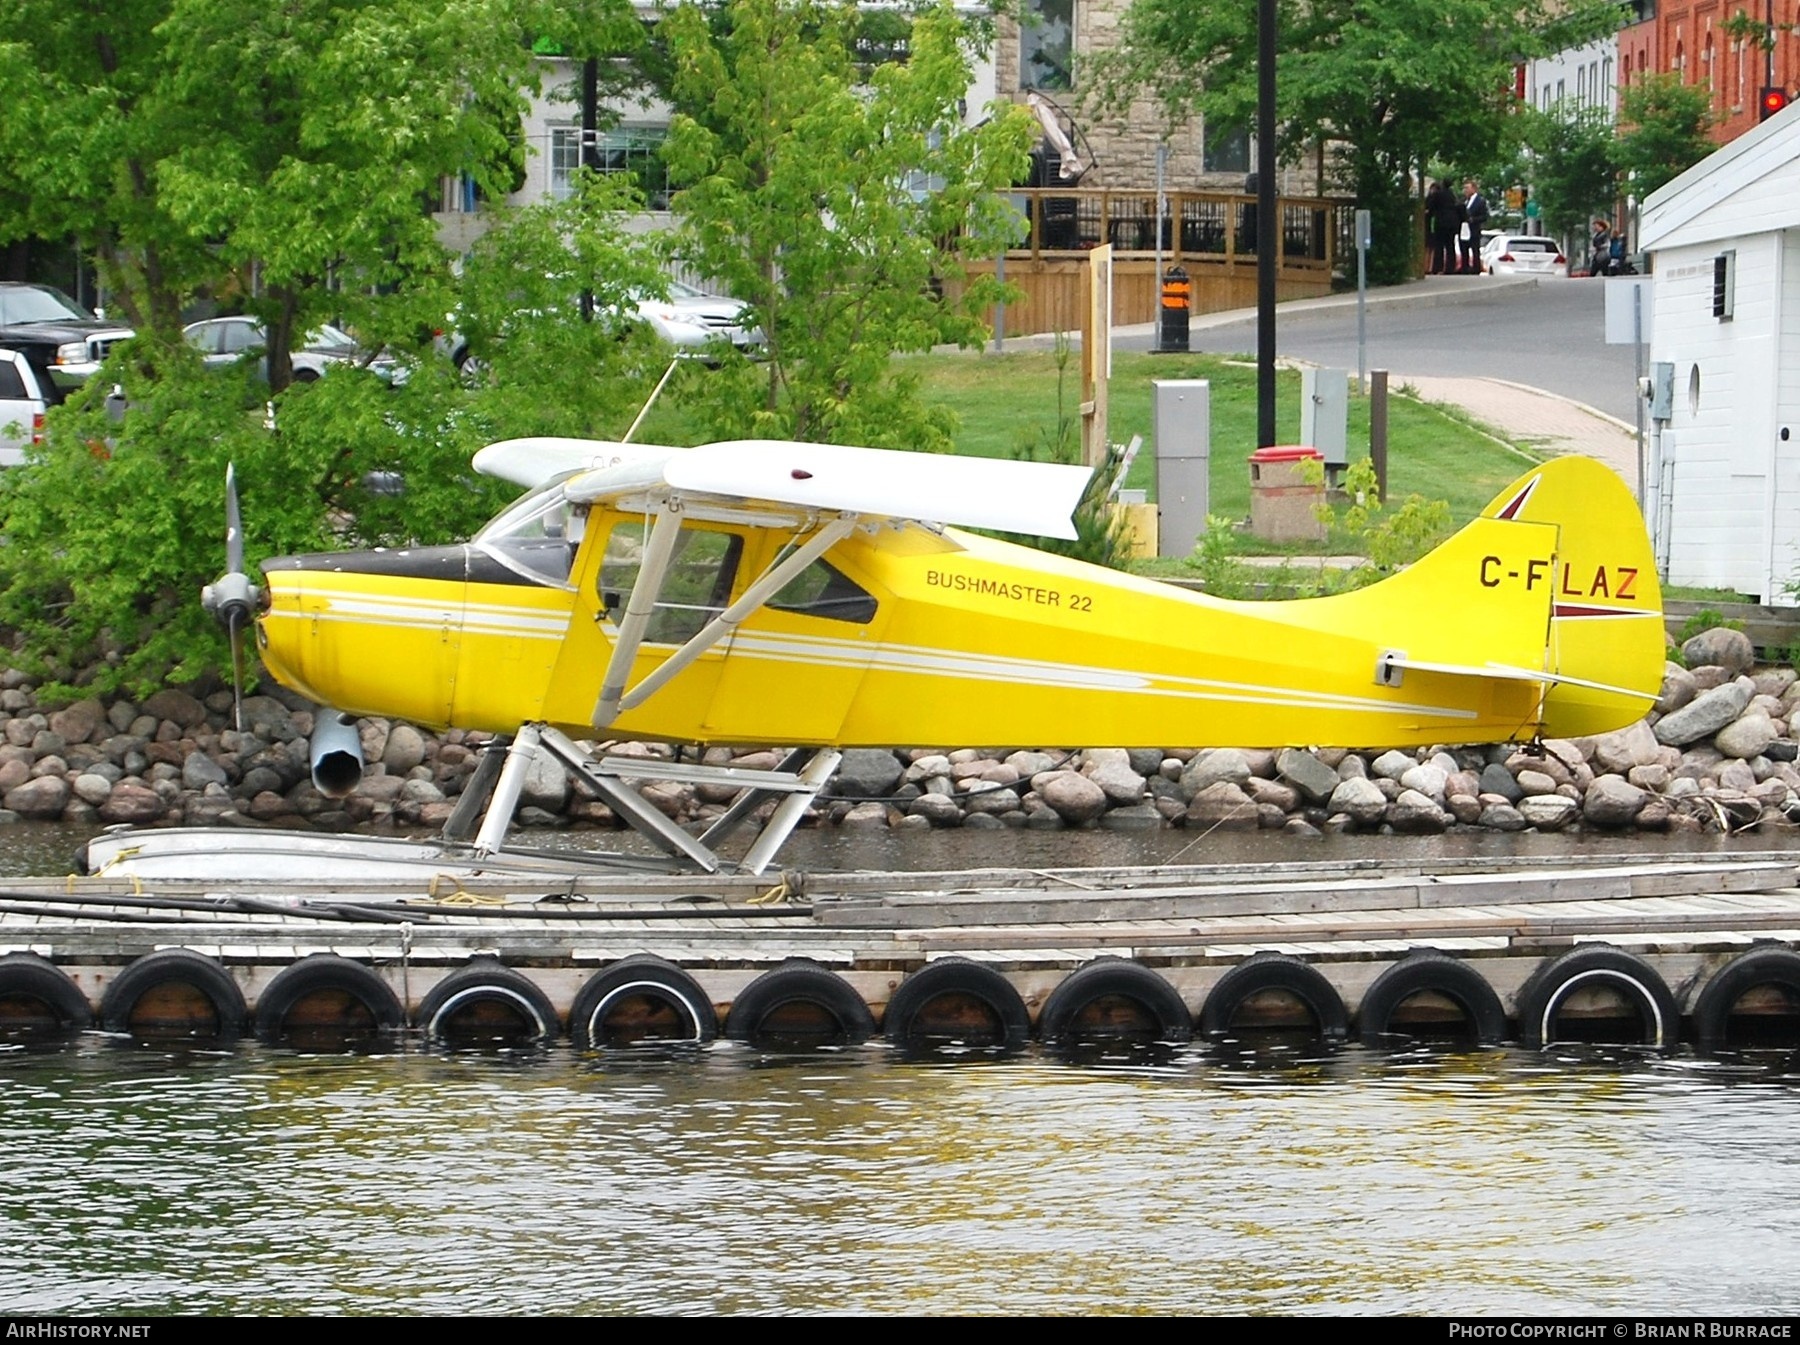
{"left": 1397, "top": 374, "right": 1639, "bottom": 491}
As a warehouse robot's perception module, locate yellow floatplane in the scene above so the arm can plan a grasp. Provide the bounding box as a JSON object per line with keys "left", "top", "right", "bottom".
{"left": 88, "top": 439, "right": 1664, "bottom": 878}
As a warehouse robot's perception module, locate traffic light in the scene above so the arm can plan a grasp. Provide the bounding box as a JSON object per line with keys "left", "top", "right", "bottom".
{"left": 1760, "top": 86, "right": 1790, "bottom": 120}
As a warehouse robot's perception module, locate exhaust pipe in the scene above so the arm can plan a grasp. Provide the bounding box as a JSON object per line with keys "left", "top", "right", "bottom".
{"left": 310, "top": 710, "right": 365, "bottom": 799}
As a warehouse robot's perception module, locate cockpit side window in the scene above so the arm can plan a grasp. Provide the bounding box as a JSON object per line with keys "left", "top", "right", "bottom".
{"left": 473, "top": 482, "right": 584, "bottom": 587}
{"left": 600, "top": 521, "right": 743, "bottom": 644}
{"left": 768, "top": 559, "right": 877, "bottom": 624}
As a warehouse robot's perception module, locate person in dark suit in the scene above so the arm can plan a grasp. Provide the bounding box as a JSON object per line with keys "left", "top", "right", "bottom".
{"left": 1425, "top": 181, "right": 1459, "bottom": 275}
{"left": 1460, "top": 180, "right": 1490, "bottom": 274}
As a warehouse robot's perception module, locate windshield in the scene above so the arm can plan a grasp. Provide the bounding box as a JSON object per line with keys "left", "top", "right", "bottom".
{"left": 305, "top": 324, "right": 359, "bottom": 352}
{"left": 0, "top": 285, "right": 90, "bottom": 326}
{"left": 472, "top": 478, "right": 583, "bottom": 587}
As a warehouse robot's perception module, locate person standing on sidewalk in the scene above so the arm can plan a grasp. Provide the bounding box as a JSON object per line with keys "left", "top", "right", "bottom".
{"left": 1461, "top": 180, "right": 1490, "bottom": 274}
{"left": 1426, "top": 181, "right": 1459, "bottom": 274}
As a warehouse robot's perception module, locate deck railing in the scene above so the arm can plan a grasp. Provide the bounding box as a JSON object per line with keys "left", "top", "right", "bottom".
{"left": 998, "top": 188, "right": 1356, "bottom": 276}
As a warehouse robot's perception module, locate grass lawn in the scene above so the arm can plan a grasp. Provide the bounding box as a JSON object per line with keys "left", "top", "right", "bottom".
{"left": 911, "top": 349, "right": 1541, "bottom": 547}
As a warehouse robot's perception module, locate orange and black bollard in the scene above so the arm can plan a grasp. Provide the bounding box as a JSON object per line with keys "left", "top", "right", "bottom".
{"left": 1157, "top": 265, "right": 1190, "bottom": 353}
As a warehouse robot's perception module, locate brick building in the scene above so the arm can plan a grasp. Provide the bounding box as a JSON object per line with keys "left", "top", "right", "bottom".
{"left": 1620, "top": 0, "right": 1800, "bottom": 144}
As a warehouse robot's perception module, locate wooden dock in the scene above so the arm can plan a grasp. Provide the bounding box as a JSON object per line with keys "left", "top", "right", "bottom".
{"left": 7, "top": 850, "right": 1800, "bottom": 1052}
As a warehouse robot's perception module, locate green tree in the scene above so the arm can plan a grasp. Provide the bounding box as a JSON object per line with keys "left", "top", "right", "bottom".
{"left": 451, "top": 174, "right": 682, "bottom": 440}
{"left": 0, "top": 0, "right": 661, "bottom": 691}
{"left": 0, "top": 0, "right": 639, "bottom": 384}
{"left": 1615, "top": 73, "right": 1718, "bottom": 201}
{"left": 660, "top": 0, "right": 1036, "bottom": 449}
{"left": 1088, "top": 0, "right": 1624, "bottom": 284}
{"left": 1522, "top": 102, "right": 1618, "bottom": 252}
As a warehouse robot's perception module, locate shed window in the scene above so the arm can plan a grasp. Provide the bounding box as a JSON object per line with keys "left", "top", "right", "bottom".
{"left": 1713, "top": 250, "right": 1735, "bottom": 321}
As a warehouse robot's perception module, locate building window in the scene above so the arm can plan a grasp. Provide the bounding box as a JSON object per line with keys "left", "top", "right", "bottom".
{"left": 550, "top": 126, "right": 670, "bottom": 208}
{"left": 1713, "top": 251, "right": 1736, "bottom": 321}
{"left": 550, "top": 127, "right": 582, "bottom": 200}
{"left": 1020, "top": 0, "right": 1074, "bottom": 91}
{"left": 1203, "top": 125, "right": 1249, "bottom": 174}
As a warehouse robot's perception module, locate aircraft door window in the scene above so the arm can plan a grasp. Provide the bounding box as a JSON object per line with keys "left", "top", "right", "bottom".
{"left": 601, "top": 521, "right": 743, "bottom": 644}
{"left": 768, "top": 559, "right": 876, "bottom": 624}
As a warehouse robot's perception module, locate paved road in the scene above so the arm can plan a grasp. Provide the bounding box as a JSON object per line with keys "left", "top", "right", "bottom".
{"left": 1121, "top": 277, "right": 1643, "bottom": 423}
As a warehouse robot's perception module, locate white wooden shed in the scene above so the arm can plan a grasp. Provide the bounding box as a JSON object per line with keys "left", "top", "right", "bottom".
{"left": 1640, "top": 101, "right": 1800, "bottom": 605}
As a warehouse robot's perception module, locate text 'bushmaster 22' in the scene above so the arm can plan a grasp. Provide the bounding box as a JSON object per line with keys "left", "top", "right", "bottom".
{"left": 112, "top": 440, "right": 1663, "bottom": 880}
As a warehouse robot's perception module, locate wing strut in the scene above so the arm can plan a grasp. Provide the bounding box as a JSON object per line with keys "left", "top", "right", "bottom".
{"left": 593, "top": 501, "right": 684, "bottom": 724}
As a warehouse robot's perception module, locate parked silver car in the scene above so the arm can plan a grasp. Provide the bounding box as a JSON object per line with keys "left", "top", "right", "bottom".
{"left": 184, "top": 316, "right": 399, "bottom": 383}
{"left": 633, "top": 280, "right": 764, "bottom": 355}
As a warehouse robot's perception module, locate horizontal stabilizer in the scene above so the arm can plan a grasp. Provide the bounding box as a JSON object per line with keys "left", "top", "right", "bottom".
{"left": 1379, "top": 652, "right": 1659, "bottom": 703}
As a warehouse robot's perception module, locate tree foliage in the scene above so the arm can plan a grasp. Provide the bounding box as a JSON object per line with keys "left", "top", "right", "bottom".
{"left": 1521, "top": 103, "right": 1619, "bottom": 249}
{"left": 0, "top": 0, "right": 659, "bottom": 692}
{"left": 1615, "top": 73, "right": 1719, "bottom": 201}
{"left": 0, "top": 0, "right": 639, "bottom": 384}
{"left": 660, "top": 0, "right": 1035, "bottom": 449}
{"left": 1088, "top": 0, "right": 1623, "bottom": 284}
{"left": 451, "top": 175, "right": 680, "bottom": 440}
{"left": 0, "top": 0, "right": 1043, "bottom": 692}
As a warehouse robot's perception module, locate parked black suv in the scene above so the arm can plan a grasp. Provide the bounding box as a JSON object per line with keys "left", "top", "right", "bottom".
{"left": 0, "top": 283, "right": 134, "bottom": 389}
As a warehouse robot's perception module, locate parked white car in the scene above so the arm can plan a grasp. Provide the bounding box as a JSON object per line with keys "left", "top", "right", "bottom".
{"left": 0, "top": 346, "right": 54, "bottom": 466}
{"left": 442, "top": 280, "right": 762, "bottom": 378}
{"left": 1480, "top": 234, "right": 1568, "bottom": 278}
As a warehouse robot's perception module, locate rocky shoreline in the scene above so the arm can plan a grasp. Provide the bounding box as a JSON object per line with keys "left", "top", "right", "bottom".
{"left": 3, "top": 626, "right": 1796, "bottom": 843}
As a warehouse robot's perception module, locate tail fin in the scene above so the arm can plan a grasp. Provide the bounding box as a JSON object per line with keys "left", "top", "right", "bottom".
{"left": 1481, "top": 455, "right": 1664, "bottom": 737}
{"left": 1298, "top": 455, "right": 1663, "bottom": 743}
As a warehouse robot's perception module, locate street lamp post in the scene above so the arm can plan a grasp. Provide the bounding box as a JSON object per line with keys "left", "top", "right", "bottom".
{"left": 1256, "top": 0, "right": 1277, "bottom": 449}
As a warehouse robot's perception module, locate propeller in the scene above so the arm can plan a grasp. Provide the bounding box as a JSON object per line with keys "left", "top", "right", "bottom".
{"left": 200, "top": 463, "right": 261, "bottom": 732}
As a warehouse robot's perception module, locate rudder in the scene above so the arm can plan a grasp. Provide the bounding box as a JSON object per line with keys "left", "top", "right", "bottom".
{"left": 1482, "top": 456, "right": 1664, "bottom": 737}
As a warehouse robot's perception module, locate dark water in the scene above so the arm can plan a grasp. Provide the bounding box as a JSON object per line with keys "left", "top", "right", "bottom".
{"left": 4, "top": 823, "right": 1800, "bottom": 1315}
{"left": 4, "top": 1039, "right": 1800, "bottom": 1316}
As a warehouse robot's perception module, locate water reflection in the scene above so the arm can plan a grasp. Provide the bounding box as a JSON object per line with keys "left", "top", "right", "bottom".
{"left": 8, "top": 825, "right": 1800, "bottom": 1313}
{"left": 4, "top": 1036, "right": 1800, "bottom": 1315}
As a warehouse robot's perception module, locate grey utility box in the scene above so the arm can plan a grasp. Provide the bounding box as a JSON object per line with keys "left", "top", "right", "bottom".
{"left": 1153, "top": 379, "right": 1210, "bottom": 558}
{"left": 1301, "top": 367, "right": 1349, "bottom": 476}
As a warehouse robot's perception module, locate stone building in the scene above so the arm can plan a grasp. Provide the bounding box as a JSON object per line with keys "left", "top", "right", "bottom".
{"left": 991, "top": 0, "right": 1319, "bottom": 195}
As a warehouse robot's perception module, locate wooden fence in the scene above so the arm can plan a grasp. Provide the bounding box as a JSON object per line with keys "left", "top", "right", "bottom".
{"left": 950, "top": 188, "right": 1358, "bottom": 338}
